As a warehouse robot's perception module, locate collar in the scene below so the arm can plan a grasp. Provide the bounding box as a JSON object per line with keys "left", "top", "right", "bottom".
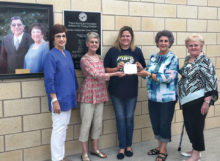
{"left": 14, "top": 33, "right": 24, "bottom": 43}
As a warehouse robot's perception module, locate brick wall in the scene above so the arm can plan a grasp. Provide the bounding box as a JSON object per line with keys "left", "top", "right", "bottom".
{"left": 0, "top": 0, "right": 220, "bottom": 160}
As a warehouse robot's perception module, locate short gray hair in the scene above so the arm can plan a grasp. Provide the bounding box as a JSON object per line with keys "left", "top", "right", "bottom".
{"left": 185, "top": 33, "right": 204, "bottom": 47}
{"left": 155, "top": 30, "right": 174, "bottom": 48}
{"left": 86, "top": 32, "right": 100, "bottom": 43}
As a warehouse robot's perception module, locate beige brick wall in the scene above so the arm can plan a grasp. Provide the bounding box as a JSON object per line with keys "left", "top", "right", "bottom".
{"left": 0, "top": 0, "right": 220, "bottom": 160}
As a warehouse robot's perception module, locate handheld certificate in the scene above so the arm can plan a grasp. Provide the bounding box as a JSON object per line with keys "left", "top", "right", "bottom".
{"left": 124, "top": 64, "right": 137, "bottom": 74}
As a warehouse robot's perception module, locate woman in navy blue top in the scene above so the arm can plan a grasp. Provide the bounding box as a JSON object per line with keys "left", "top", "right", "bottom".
{"left": 104, "top": 26, "right": 146, "bottom": 160}
{"left": 44, "top": 24, "right": 78, "bottom": 161}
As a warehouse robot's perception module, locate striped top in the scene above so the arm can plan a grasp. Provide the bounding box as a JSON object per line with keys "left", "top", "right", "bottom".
{"left": 78, "top": 55, "right": 110, "bottom": 104}
{"left": 146, "top": 51, "right": 179, "bottom": 102}
{"left": 178, "top": 54, "right": 218, "bottom": 106}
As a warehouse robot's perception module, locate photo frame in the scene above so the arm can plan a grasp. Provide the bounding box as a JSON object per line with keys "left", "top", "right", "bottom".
{"left": 0, "top": 2, "right": 53, "bottom": 79}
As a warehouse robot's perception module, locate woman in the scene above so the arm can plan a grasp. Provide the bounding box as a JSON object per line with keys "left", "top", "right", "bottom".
{"left": 78, "top": 32, "right": 124, "bottom": 161}
{"left": 104, "top": 26, "right": 146, "bottom": 160}
{"left": 44, "top": 24, "right": 78, "bottom": 161}
{"left": 178, "top": 34, "right": 218, "bottom": 161}
{"left": 137, "top": 30, "right": 179, "bottom": 161}
{"left": 24, "top": 23, "right": 49, "bottom": 73}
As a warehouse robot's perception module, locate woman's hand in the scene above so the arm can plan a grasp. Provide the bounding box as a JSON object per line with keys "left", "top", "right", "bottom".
{"left": 201, "top": 102, "right": 209, "bottom": 115}
{"left": 136, "top": 62, "right": 143, "bottom": 72}
{"left": 115, "top": 71, "right": 125, "bottom": 77}
{"left": 117, "top": 62, "right": 125, "bottom": 71}
{"left": 53, "top": 101, "right": 61, "bottom": 114}
{"left": 137, "top": 70, "right": 148, "bottom": 77}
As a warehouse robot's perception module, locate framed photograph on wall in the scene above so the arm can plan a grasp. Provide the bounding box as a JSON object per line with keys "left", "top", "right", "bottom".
{"left": 0, "top": 2, "right": 53, "bottom": 79}
{"left": 64, "top": 10, "right": 101, "bottom": 69}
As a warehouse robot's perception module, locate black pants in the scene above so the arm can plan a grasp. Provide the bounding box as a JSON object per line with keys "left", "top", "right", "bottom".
{"left": 182, "top": 97, "right": 206, "bottom": 151}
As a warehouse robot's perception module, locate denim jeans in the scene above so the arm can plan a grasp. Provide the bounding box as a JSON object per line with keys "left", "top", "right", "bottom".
{"left": 148, "top": 100, "right": 176, "bottom": 143}
{"left": 110, "top": 95, "right": 137, "bottom": 149}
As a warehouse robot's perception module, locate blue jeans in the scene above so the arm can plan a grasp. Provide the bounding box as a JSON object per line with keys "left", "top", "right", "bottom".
{"left": 110, "top": 95, "right": 137, "bottom": 149}
{"left": 148, "top": 100, "right": 176, "bottom": 143}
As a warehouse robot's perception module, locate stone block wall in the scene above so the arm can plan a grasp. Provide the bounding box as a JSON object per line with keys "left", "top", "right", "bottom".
{"left": 0, "top": 0, "right": 220, "bottom": 160}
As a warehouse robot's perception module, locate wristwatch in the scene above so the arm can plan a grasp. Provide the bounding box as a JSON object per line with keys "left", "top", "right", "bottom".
{"left": 147, "top": 73, "right": 152, "bottom": 78}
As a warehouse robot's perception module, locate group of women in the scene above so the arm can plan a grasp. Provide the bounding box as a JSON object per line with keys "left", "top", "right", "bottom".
{"left": 44, "top": 24, "right": 218, "bottom": 161}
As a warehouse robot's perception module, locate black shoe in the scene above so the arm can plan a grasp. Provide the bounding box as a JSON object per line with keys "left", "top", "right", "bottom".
{"left": 125, "top": 149, "right": 133, "bottom": 157}
{"left": 117, "top": 153, "right": 124, "bottom": 160}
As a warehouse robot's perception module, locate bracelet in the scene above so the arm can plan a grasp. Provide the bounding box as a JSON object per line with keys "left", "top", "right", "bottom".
{"left": 204, "top": 100, "right": 210, "bottom": 104}
{"left": 51, "top": 97, "right": 58, "bottom": 104}
{"left": 147, "top": 73, "right": 152, "bottom": 78}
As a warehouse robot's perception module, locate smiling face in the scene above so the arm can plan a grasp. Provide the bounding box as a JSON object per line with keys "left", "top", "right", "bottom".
{"left": 31, "top": 27, "right": 44, "bottom": 44}
{"left": 86, "top": 37, "right": 99, "bottom": 53}
{"left": 119, "top": 30, "right": 132, "bottom": 49}
{"left": 157, "top": 36, "right": 170, "bottom": 55}
{"left": 10, "top": 19, "right": 24, "bottom": 37}
{"left": 187, "top": 40, "right": 202, "bottom": 58}
{"left": 54, "top": 32, "right": 66, "bottom": 50}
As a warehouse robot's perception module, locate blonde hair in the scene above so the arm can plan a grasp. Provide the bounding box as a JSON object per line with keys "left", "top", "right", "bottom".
{"left": 113, "top": 26, "right": 135, "bottom": 52}
{"left": 185, "top": 33, "right": 205, "bottom": 47}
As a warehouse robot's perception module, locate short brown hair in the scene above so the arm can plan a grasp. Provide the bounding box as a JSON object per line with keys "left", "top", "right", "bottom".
{"left": 50, "top": 24, "right": 67, "bottom": 42}
{"left": 29, "top": 23, "right": 46, "bottom": 37}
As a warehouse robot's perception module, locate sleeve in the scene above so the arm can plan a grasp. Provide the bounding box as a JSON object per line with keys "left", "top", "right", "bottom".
{"left": 80, "top": 57, "right": 110, "bottom": 81}
{"left": 24, "top": 57, "right": 27, "bottom": 69}
{"left": 104, "top": 48, "right": 113, "bottom": 68}
{"left": 201, "top": 57, "right": 218, "bottom": 105}
{"left": 136, "top": 47, "right": 146, "bottom": 68}
{"left": 156, "top": 55, "right": 179, "bottom": 83}
{"left": 72, "top": 58, "right": 78, "bottom": 89}
{"left": 0, "top": 38, "right": 8, "bottom": 74}
{"left": 40, "top": 43, "right": 50, "bottom": 72}
{"left": 44, "top": 53, "right": 56, "bottom": 95}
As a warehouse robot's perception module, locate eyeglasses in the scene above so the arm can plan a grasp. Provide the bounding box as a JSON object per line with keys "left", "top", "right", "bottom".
{"left": 89, "top": 40, "right": 99, "bottom": 44}
{"left": 188, "top": 44, "right": 199, "bottom": 48}
{"left": 11, "top": 23, "right": 23, "bottom": 27}
{"left": 31, "top": 30, "right": 42, "bottom": 34}
{"left": 10, "top": 16, "right": 24, "bottom": 25}
{"left": 159, "top": 39, "right": 169, "bottom": 43}
{"left": 55, "top": 34, "right": 66, "bottom": 39}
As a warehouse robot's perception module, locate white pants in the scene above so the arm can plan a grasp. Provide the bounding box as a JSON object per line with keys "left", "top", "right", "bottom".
{"left": 51, "top": 110, "right": 71, "bottom": 161}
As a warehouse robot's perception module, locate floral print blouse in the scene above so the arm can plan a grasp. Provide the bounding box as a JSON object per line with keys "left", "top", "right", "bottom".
{"left": 78, "top": 55, "right": 110, "bottom": 104}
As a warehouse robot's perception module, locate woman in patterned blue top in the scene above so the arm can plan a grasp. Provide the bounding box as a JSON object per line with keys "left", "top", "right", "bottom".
{"left": 178, "top": 34, "right": 218, "bottom": 161}
{"left": 138, "top": 30, "right": 179, "bottom": 161}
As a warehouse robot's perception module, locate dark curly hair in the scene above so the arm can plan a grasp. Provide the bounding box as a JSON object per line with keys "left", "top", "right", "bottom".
{"left": 29, "top": 23, "right": 46, "bottom": 37}
{"left": 50, "top": 24, "right": 67, "bottom": 42}
{"left": 155, "top": 30, "right": 174, "bottom": 48}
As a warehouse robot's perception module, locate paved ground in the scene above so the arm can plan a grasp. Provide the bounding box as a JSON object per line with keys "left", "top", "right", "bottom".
{"left": 67, "top": 127, "right": 220, "bottom": 161}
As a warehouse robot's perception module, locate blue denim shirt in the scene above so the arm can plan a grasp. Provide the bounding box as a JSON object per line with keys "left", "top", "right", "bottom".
{"left": 44, "top": 48, "right": 78, "bottom": 112}
{"left": 146, "top": 51, "right": 179, "bottom": 102}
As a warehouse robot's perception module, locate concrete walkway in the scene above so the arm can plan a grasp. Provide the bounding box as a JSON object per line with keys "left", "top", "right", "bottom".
{"left": 67, "top": 128, "right": 220, "bottom": 161}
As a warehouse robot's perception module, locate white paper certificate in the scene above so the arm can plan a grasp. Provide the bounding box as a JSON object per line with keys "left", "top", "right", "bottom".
{"left": 123, "top": 64, "right": 137, "bottom": 74}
